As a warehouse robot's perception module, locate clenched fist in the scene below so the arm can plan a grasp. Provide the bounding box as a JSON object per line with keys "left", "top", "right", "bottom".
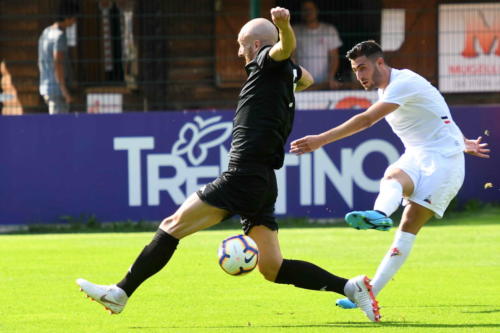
{"left": 270, "top": 7, "right": 290, "bottom": 30}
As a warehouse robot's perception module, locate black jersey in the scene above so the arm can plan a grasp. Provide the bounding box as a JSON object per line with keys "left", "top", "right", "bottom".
{"left": 229, "top": 45, "right": 302, "bottom": 169}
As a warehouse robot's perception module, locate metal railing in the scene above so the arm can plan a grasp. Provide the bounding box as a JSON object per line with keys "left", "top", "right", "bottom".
{"left": 0, "top": 0, "right": 499, "bottom": 114}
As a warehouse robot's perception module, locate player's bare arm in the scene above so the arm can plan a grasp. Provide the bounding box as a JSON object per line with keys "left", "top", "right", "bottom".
{"left": 290, "top": 101, "right": 399, "bottom": 155}
{"left": 464, "top": 136, "right": 490, "bottom": 158}
{"left": 295, "top": 65, "right": 314, "bottom": 92}
{"left": 269, "top": 7, "right": 296, "bottom": 61}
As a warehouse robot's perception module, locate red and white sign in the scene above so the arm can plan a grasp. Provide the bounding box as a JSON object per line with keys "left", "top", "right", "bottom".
{"left": 439, "top": 3, "right": 500, "bottom": 92}
{"left": 87, "top": 93, "right": 122, "bottom": 113}
{"left": 295, "top": 90, "right": 378, "bottom": 110}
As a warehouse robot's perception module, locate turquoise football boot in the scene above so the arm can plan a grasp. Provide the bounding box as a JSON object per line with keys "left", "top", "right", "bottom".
{"left": 336, "top": 298, "right": 357, "bottom": 309}
{"left": 345, "top": 210, "right": 393, "bottom": 231}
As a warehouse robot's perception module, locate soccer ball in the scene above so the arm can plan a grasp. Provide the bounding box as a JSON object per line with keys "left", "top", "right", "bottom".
{"left": 218, "top": 235, "right": 259, "bottom": 276}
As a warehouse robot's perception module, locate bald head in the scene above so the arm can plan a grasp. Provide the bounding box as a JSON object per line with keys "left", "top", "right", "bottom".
{"left": 239, "top": 18, "right": 278, "bottom": 46}
{"left": 237, "top": 18, "right": 279, "bottom": 64}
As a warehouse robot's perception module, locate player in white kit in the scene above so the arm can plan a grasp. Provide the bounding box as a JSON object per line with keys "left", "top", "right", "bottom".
{"left": 290, "top": 40, "right": 490, "bottom": 308}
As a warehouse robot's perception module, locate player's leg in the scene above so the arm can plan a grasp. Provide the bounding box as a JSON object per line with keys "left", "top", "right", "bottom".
{"left": 370, "top": 152, "right": 465, "bottom": 295}
{"left": 345, "top": 167, "right": 414, "bottom": 230}
{"left": 249, "top": 224, "right": 347, "bottom": 293}
{"left": 339, "top": 154, "right": 418, "bottom": 308}
{"left": 374, "top": 167, "right": 414, "bottom": 216}
{"left": 337, "top": 202, "right": 432, "bottom": 310}
{"left": 345, "top": 152, "right": 417, "bottom": 231}
{"left": 339, "top": 152, "right": 465, "bottom": 308}
{"left": 77, "top": 193, "right": 228, "bottom": 313}
{"left": 160, "top": 192, "right": 229, "bottom": 239}
{"left": 115, "top": 193, "right": 229, "bottom": 296}
{"left": 369, "top": 202, "right": 433, "bottom": 295}
{"left": 348, "top": 153, "right": 464, "bottom": 300}
{"left": 247, "top": 225, "right": 283, "bottom": 281}
{"left": 245, "top": 170, "right": 350, "bottom": 293}
{"left": 248, "top": 225, "right": 380, "bottom": 321}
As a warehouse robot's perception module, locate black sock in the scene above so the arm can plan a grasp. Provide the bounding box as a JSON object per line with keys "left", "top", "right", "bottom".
{"left": 117, "top": 229, "right": 179, "bottom": 297}
{"left": 274, "top": 259, "right": 347, "bottom": 295}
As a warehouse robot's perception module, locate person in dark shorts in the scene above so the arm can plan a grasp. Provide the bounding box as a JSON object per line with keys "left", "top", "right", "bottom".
{"left": 76, "top": 7, "right": 381, "bottom": 322}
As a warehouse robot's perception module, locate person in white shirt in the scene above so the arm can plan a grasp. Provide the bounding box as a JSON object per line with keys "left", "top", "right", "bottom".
{"left": 38, "top": 2, "right": 78, "bottom": 114}
{"left": 290, "top": 40, "right": 490, "bottom": 308}
{"left": 294, "top": 0, "right": 342, "bottom": 89}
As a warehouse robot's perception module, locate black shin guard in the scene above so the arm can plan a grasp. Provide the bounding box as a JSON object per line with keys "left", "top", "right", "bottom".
{"left": 117, "top": 229, "right": 179, "bottom": 296}
{"left": 274, "top": 259, "right": 347, "bottom": 295}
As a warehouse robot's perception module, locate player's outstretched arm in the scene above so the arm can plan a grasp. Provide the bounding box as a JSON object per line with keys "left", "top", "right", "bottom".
{"left": 290, "top": 101, "right": 399, "bottom": 155}
{"left": 464, "top": 136, "right": 490, "bottom": 158}
{"left": 295, "top": 66, "right": 314, "bottom": 92}
{"left": 269, "top": 7, "right": 295, "bottom": 61}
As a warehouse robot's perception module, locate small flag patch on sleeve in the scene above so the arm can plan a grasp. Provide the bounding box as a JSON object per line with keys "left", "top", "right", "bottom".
{"left": 441, "top": 116, "right": 450, "bottom": 124}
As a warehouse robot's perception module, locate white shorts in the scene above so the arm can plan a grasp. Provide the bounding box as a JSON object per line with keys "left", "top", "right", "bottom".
{"left": 386, "top": 150, "right": 465, "bottom": 218}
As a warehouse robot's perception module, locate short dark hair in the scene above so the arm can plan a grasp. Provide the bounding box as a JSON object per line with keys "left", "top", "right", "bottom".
{"left": 57, "top": 0, "right": 80, "bottom": 22}
{"left": 346, "top": 40, "right": 384, "bottom": 61}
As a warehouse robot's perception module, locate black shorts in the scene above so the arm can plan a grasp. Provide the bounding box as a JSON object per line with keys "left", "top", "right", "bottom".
{"left": 196, "top": 163, "right": 278, "bottom": 234}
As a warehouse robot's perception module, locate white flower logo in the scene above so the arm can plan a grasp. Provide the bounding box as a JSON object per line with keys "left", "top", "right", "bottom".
{"left": 171, "top": 116, "right": 232, "bottom": 166}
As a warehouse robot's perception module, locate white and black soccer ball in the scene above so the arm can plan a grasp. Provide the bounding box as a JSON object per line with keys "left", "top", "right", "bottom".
{"left": 218, "top": 235, "right": 259, "bottom": 276}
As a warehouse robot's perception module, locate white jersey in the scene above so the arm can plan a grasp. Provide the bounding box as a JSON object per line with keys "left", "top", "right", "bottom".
{"left": 378, "top": 69, "right": 465, "bottom": 157}
{"left": 294, "top": 23, "right": 342, "bottom": 83}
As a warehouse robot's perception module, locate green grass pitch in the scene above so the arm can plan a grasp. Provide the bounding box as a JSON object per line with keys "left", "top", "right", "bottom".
{"left": 0, "top": 211, "right": 499, "bottom": 332}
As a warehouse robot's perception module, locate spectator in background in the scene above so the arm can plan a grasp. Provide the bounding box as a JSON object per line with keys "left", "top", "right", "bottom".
{"left": 38, "top": 1, "right": 79, "bottom": 114}
{"left": 294, "top": 0, "right": 343, "bottom": 90}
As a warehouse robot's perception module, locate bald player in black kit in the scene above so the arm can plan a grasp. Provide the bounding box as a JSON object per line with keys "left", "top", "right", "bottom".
{"left": 76, "top": 7, "right": 381, "bottom": 322}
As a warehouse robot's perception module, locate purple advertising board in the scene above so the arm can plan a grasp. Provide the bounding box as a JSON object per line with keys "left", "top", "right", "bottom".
{"left": 0, "top": 106, "right": 498, "bottom": 225}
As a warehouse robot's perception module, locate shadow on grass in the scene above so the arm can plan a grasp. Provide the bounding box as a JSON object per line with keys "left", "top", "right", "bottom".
{"left": 384, "top": 304, "right": 494, "bottom": 308}
{"left": 462, "top": 309, "right": 500, "bottom": 314}
{"left": 384, "top": 304, "right": 500, "bottom": 315}
{"left": 129, "top": 321, "right": 500, "bottom": 330}
{"left": 127, "top": 303, "right": 500, "bottom": 329}
{"left": 328, "top": 322, "right": 500, "bottom": 329}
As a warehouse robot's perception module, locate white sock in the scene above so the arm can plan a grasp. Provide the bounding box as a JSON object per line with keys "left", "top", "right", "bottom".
{"left": 371, "top": 230, "right": 416, "bottom": 296}
{"left": 373, "top": 179, "right": 403, "bottom": 217}
{"left": 343, "top": 279, "right": 356, "bottom": 300}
